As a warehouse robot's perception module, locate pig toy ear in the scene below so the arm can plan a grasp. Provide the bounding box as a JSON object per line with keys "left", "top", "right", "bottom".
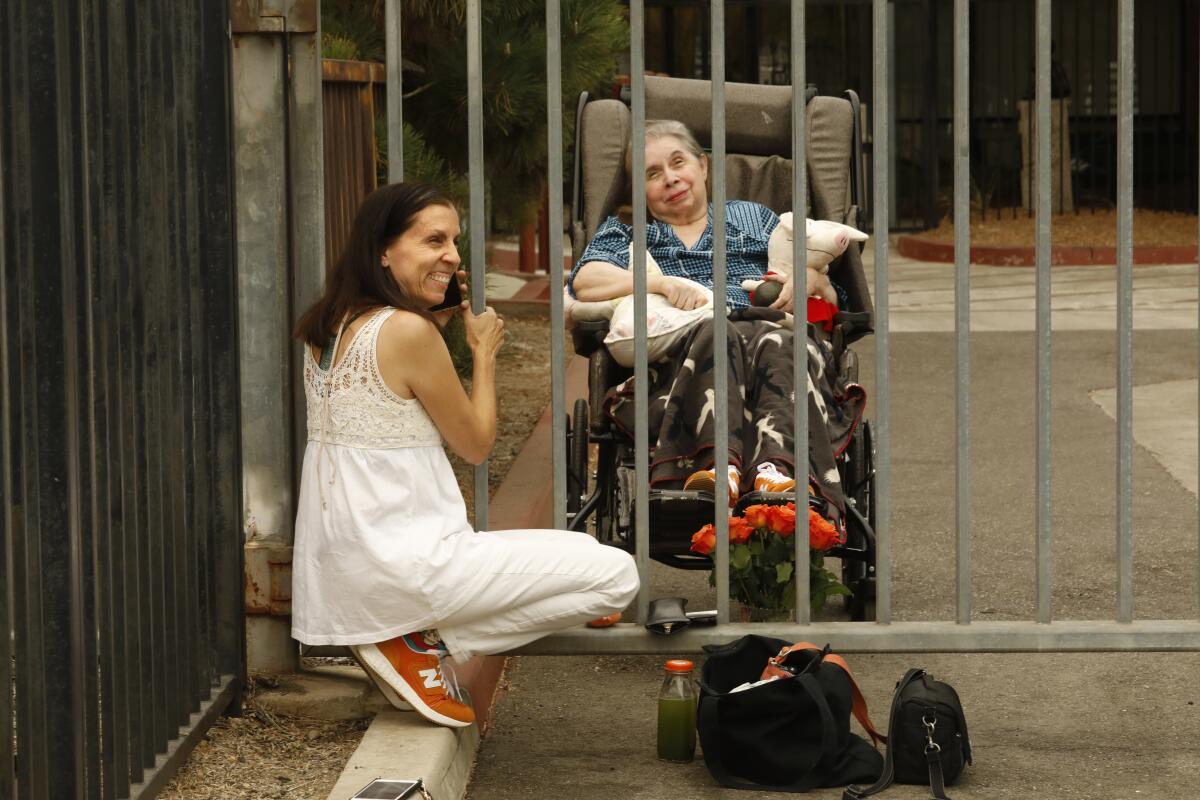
{"left": 776, "top": 212, "right": 794, "bottom": 237}
{"left": 823, "top": 219, "right": 869, "bottom": 242}
{"left": 843, "top": 225, "right": 869, "bottom": 242}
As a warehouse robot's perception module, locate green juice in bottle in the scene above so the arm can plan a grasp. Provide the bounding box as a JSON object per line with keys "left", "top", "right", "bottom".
{"left": 656, "top": 659, "right": 697, "bottom": 762}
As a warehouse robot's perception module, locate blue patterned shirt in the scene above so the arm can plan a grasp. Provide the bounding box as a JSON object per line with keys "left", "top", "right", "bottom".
{"left": 569, "top": 200, "right": 779, "bottom": 309}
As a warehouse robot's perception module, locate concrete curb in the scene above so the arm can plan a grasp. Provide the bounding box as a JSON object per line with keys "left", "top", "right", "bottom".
{"left": 321, "top": 357, "right": 589, "bottom": 799}
{"left": 325, "top": 711, "right": 480, "bottom": 800}
{"left": 897, "top": 233, "right": 1199, "bottom": 266}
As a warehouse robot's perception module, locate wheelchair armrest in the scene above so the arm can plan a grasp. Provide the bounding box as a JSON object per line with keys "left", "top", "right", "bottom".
{"left": 571, "top": 319, "right": 610, "bottom": 358}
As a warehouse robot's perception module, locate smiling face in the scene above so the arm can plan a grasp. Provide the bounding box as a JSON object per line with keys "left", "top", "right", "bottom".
{"left": 643, "top": 134, "right": 709, "bottom": 226}
{"left": 381, "top": 203, "right": 462, "bottom": 306}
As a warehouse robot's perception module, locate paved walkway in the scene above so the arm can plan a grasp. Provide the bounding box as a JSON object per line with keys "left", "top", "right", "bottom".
{"left": 466, "top": 251, "right": 1200, "bottom": 799}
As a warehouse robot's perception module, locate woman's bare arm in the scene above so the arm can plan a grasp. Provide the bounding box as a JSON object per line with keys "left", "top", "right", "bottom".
{"left": 376, "top": 311, "right": 497, "bottom": 464}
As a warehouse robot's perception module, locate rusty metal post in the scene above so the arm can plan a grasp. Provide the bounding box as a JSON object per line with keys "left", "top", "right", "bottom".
{"left": 231, "top": 0, "right": 322, "bottom": 673}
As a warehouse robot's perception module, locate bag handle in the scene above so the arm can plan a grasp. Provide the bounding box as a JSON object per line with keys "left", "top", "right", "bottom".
{"left": 699, "top": 673, "right": 838, "bottom": 792}
{"left": 843, "top": 668, "right": 926, "bottom": 800}
{"left": 792, "top": 641, "right": 886, "bottom": 747}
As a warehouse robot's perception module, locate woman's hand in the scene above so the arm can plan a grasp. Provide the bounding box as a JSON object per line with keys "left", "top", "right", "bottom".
{"left": 651, "top": 275, "right": 709, "bottom": 311}
{"left": 767, "top": 268, "right": 837, "bottom": 313}
{"left": 463, "top": 305, "right": 506, "bottom": 362}
{"left": 432, "top": 269, "right": 470, "bottom": 328}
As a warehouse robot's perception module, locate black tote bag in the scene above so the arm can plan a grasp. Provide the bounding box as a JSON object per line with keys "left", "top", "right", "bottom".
{"left": 698, "top": 635, "right": 883, "bottom": 792}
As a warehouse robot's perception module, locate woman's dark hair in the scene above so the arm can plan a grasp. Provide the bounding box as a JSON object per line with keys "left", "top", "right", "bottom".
{"left": 293, "top": 181, "right": 456, "bottom": 347}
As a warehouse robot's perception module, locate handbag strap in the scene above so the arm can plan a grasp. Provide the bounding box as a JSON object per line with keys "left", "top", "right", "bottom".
{"left": 926, "top": 744, "right": 951, "bottom": 800}
{"left": 699, "top": 672, "right": 838, "bottom": 792}
{"left": 842, "top": 668, "right": 925, "bottom": 800}
{"left": 792, "top": 641, "right": 886, "bottom": 747}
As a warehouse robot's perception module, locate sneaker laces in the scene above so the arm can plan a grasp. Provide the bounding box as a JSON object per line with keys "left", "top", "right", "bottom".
{"left": 437, "top": 654, "right": 466, "bottom": 703}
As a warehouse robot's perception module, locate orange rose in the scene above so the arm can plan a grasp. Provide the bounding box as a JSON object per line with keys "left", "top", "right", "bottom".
{"left": 690, "top": 524, "right": 717, "bottom": 555}
{"left": 808, "top": 508, "right": 842, "bottom": 551}
{"left": 742, "top": 504, "right": 771, "bottom": 530}
{"left": 728, "top": 516, "right": 756, "bottom": 544}
{"left": 766, "top": 504, "right": 797, "bottom": 538}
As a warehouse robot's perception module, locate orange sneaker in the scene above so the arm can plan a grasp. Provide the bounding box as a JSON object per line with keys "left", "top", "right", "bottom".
{"left": 753, "top": 462, "right": 796, "bottom": 493}
{"left": 586, "top": 612, "right": 623, "bottom": 628}
{"left": 351, "top": 634, "right": 475, "bottom": 728}
{"left": 684, "top": 464, "right": 740, "bottom": 507}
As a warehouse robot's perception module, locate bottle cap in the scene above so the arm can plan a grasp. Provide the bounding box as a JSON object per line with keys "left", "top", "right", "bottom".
{"left": 665, "top": 659, "right": 694, "bottom": 672}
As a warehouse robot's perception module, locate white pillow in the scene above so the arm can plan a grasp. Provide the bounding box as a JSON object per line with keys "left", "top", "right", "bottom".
{"left": 603, "top": 291, "right": 712, "bottom": 367}
{"left": 567, "top": 247, "right": 713, "bottom": 366}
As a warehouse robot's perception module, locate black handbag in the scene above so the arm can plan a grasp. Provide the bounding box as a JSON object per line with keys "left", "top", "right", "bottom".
{"left": 697, "top": 635, "right": 884, "bottom": 792}
{"left": 844, "top": 668, "right": 973, "bottom": 800}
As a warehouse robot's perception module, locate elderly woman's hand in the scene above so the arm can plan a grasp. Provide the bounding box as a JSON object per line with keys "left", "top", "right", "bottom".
{"left": 767, "top": 268, "right": 837, "bottom": 313}
{"left": 650, "top": 275, "right": 710, "bottom": 311}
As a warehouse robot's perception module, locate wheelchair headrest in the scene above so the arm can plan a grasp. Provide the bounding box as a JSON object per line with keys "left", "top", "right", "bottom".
{"left": 575, "top": 76, "right": 858, "bottom": 245}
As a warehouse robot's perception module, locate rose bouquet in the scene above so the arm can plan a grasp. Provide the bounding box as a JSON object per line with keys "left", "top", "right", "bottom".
{"left": 689, "top": 502, "right": 849, "bottom": 617}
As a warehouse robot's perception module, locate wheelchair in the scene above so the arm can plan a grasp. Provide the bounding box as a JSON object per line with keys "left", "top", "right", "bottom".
{"left": 562, "top": 76, "right": 878, "bottom": 621}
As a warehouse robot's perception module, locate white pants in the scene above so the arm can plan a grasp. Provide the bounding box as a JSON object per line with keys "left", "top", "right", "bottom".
{"left": 436, "top": 529, "right": 639, "bottom": 662}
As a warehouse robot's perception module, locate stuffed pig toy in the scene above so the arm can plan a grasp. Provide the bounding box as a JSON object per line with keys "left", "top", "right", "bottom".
{"left": 741, "top": 212, "right": 868, "bottom": 307}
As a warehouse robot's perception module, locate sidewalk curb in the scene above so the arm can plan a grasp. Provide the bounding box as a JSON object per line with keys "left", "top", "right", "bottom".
{"left": 324, "top": 357, "right": 589, "bottom": 800}
{"left": 324, "top": 711, "right": 480, "bottom": 800}
{"left": 898, "top": 233, "right": 1199, "bottom": 266}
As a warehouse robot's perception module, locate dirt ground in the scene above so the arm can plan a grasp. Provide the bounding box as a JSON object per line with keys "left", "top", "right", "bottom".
{"left": 160, "top": 312, "right": 554, "bottom": 800}
{"left": 915, "top": 207, "right": 1198, "bottom": 247}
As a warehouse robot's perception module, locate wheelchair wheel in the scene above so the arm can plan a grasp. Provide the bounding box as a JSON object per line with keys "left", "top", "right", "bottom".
{"left": 841, "top": 420, "right": 876, "bottom": 622}
{"left": 566, "top": 398, "right": 589, "bottom": 515}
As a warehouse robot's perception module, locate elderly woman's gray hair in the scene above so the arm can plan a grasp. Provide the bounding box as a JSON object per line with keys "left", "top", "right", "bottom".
{"left": 624, "top": 119, "right": 708, "bottom": 174}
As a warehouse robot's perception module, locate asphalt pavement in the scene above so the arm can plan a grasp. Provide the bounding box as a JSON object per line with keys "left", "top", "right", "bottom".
{"left": 466, "top": 254, "right": 1200, "bottom": 799}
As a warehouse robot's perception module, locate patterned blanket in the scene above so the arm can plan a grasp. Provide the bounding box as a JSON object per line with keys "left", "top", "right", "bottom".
{"left": 603, "top": 307, "right": 866, "bottom": 522}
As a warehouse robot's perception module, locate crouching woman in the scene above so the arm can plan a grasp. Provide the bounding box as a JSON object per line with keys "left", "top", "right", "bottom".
{"left": 291, "top": 182, "right": 639, "bottom": 728}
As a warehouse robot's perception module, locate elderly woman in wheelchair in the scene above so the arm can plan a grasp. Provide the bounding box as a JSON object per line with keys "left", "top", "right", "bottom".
{"left": 568, "top": 119, "right": 863, "bottom": 516}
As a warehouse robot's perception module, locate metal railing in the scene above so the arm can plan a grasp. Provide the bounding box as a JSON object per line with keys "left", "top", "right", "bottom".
{"left": 376, "top": 1, "right": 1200, "bottom": 656}
{"left": 1, "top": 1, "right": 245, "bottom": 797}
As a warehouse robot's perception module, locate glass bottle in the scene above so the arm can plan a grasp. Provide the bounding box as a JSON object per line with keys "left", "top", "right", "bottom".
{"left": 656, "top": 659, "right": 698, "bottom": 762}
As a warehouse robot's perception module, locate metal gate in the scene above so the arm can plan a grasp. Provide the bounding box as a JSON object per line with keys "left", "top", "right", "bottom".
{"left": 377, "top": 0, "right": 1200, "bottom": 657}
{"left": 1, "top": 1, "right": 245, "bottom": 797}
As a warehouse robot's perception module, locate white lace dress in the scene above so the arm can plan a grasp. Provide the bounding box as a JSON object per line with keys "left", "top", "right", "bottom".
{"left": 291, "top": 307, "right": 496, "bottom": 645}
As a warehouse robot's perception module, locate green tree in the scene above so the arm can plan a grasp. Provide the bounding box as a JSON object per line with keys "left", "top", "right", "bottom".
{"left": 322, "top": 0, "right": 627, "bottom": 229}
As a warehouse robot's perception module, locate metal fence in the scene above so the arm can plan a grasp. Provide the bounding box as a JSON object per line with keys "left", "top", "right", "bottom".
{"left": 1, "top": 1, "right": 245, "bottom": 797}
{"left": 635, "top": 0, "right": 1199, "bottom": 228}
{"left": 378, "top": 1, "right": 1199, "bottom": 657}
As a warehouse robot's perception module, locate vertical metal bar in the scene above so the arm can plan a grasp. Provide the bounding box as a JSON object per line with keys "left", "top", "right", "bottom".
{"left": 954, "top": 0, "right": 971, "bottom": 626}
{"left": 712, "top": 0, "right": 730, "bottom": 624}
{"left": 547, "top": 0, "right": 567, "bottom": 530}
{"left": 872, "top": 0, "right": 892, "bottom": 625}
{"left": 0, "top": 10, "right": 14, "bottom": 794}
{"left": 385, "top": 0, "right": 403, "bottom": 182}
{"left": 118, "top": 0, "right": 148, "bottom": 777}
{"left": 1035, "top": 0, "right": 1053, "bottom": 624}
{"left": 199, "top": 0, "right": 244, "bottom": 691}
{"left": 83, "top": 1, "right": 119, "bottom": 793}
{"left": 100, "top": 36, "right": 131, "bottom": 777}
{"left": 1116, "top": 0, "right": 1134, "bottom": 623}
{"left": 465, "top": 0, "right": 489, "bottom": 532}
{"left": 791, "top": 0, "right": 810, "bottom": 623}
{"left": 159, "top": 0, "right": 187, "bottom": 734}
{"left": 149, "top": 0, "right": 172, "bottom": 750}
{"left": 631, "top": 0, "right": 650, "bottom": 624}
